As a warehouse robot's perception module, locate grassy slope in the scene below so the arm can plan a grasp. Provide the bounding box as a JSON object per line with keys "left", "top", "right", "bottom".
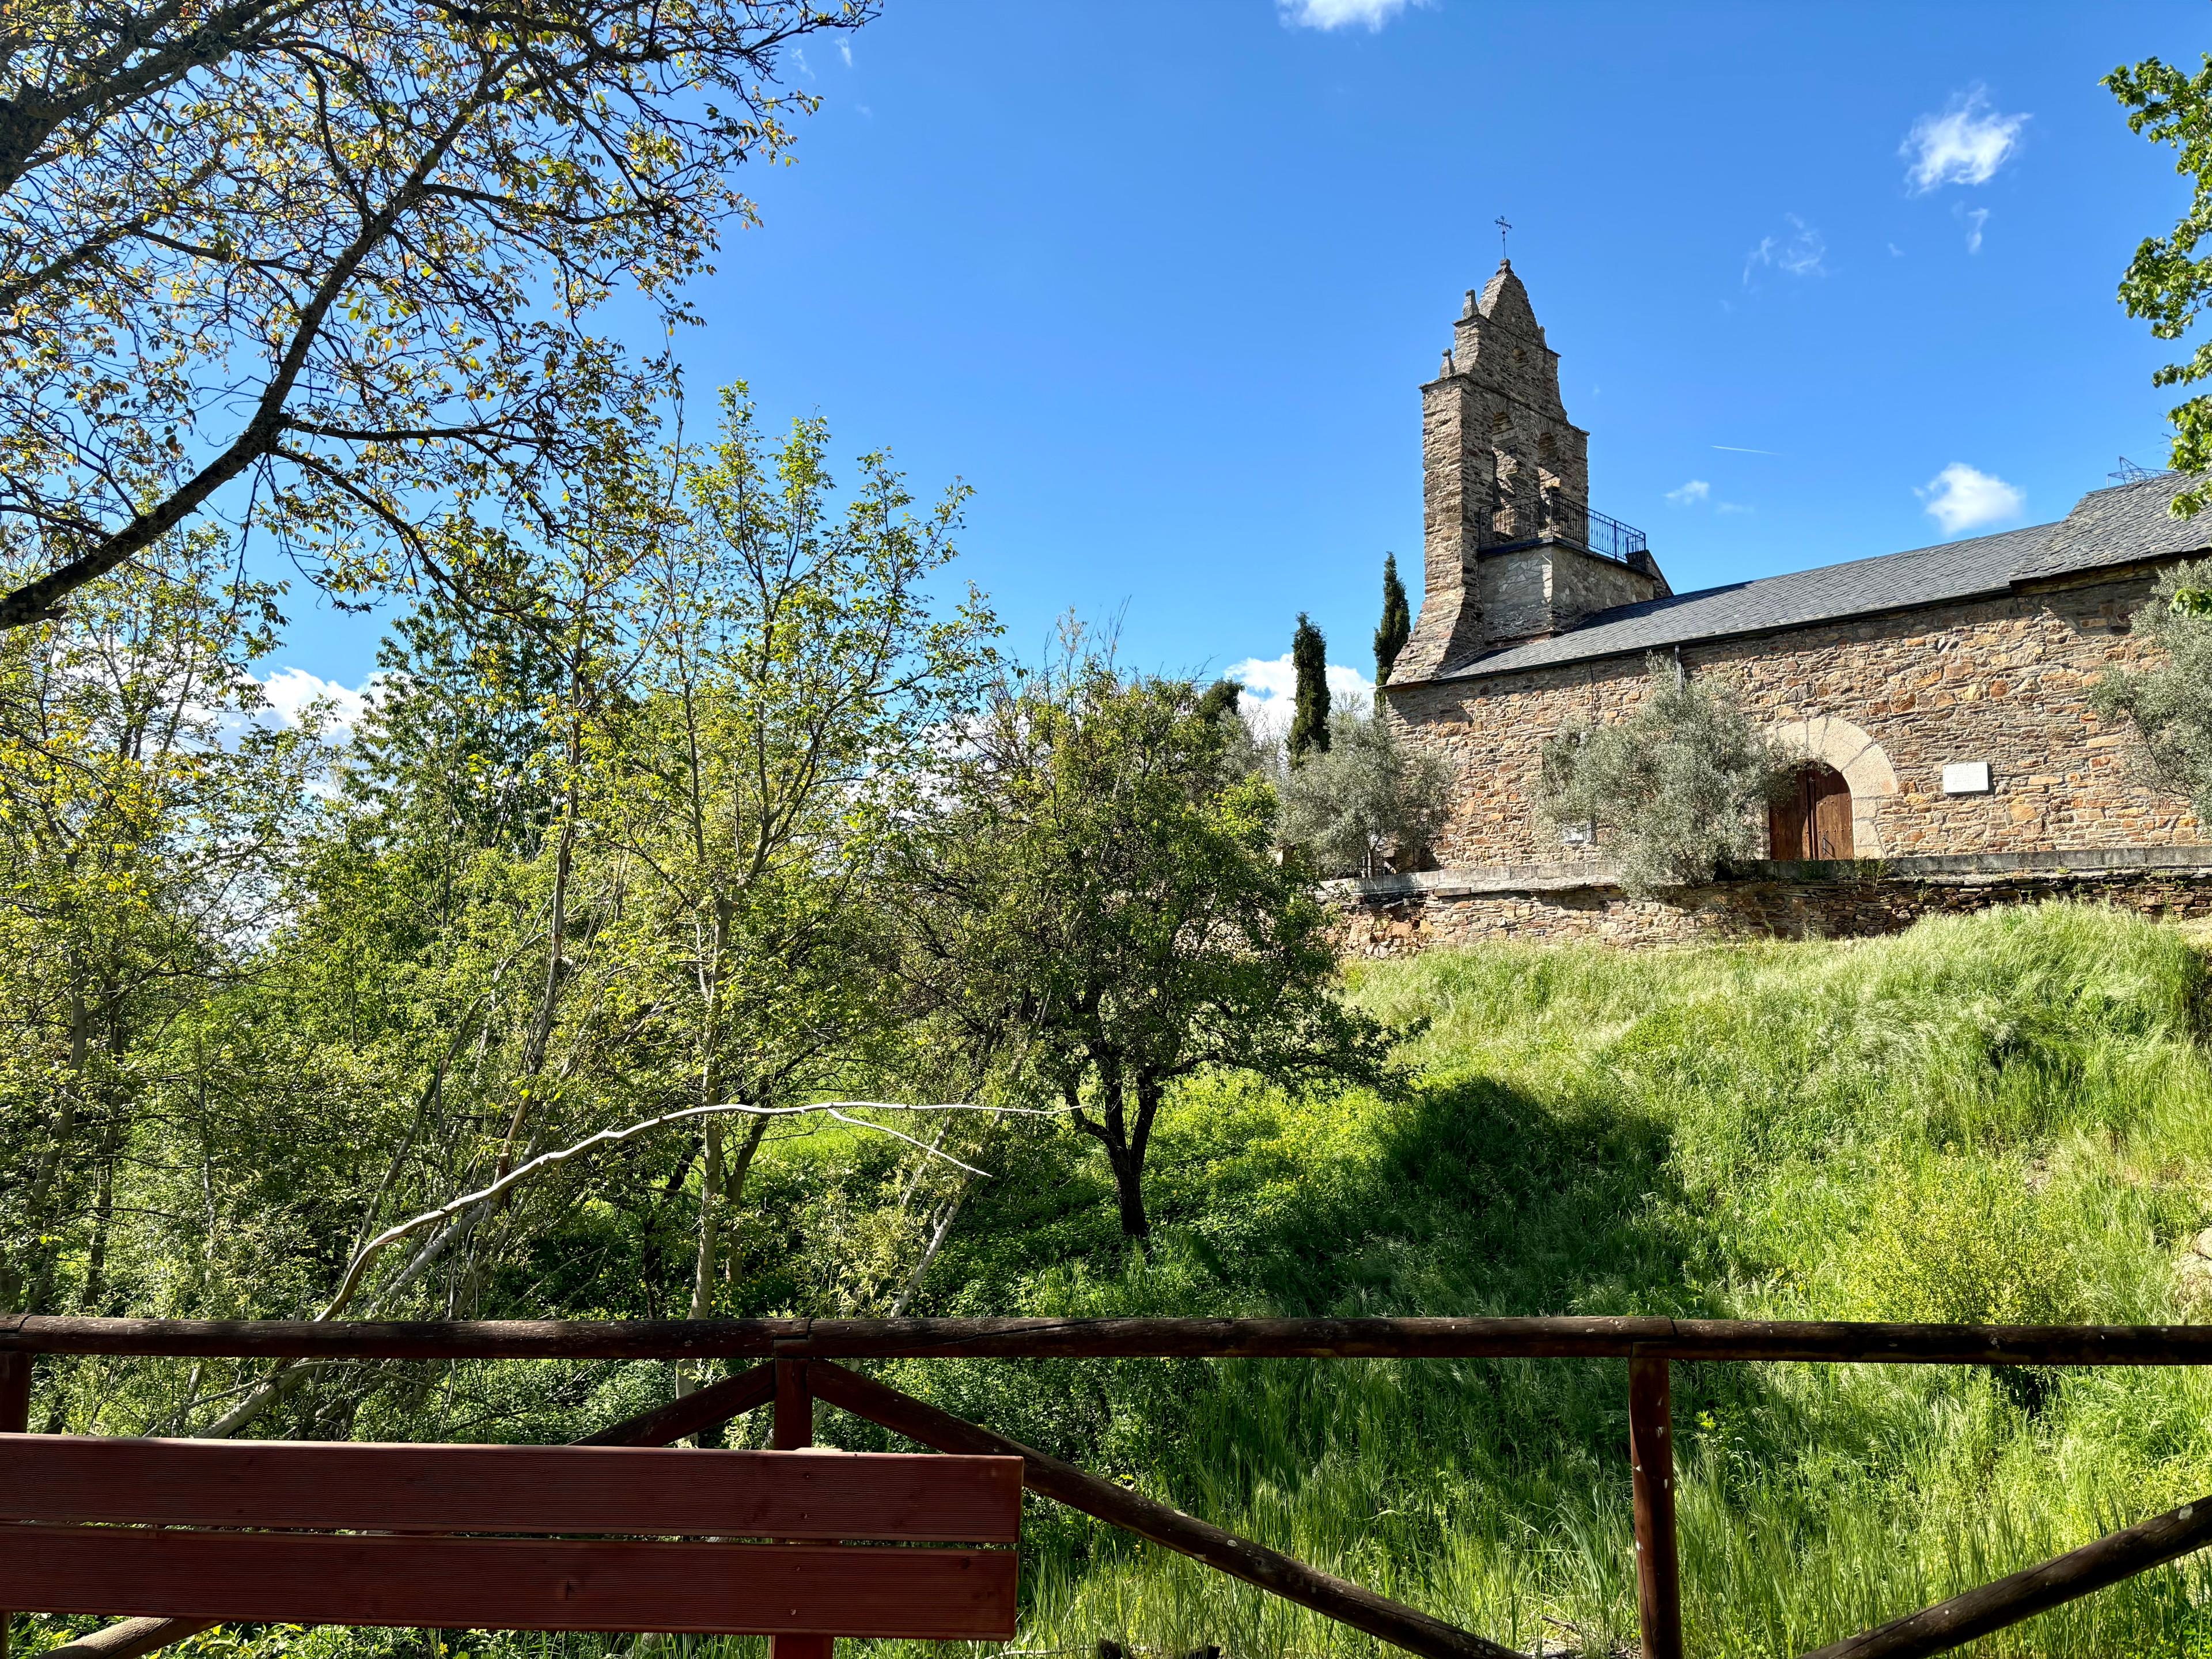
{"left": 29, "top": 902, "right": 2212, "bottom": 1659}
{"left": 858, "top": 903, "right": 2212, "bottom": 1659}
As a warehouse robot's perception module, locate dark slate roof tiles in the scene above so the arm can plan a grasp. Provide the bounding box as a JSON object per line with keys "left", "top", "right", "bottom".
{"left": 1443, "top": 472, "right": 2212, "bottom": 682}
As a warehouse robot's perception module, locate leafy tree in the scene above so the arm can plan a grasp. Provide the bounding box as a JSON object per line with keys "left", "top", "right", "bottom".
{"left": 1277, "top": 708, "right": 1452, "bottom": 877}
{"left": 0, "top": 0, "right": 869, "bottom": 630}
{"left": 1374, "top": 554, "right": 1412, "bottom": 688}
{"left": 1538, "top": 654, "right": 1783, "bottom": 895}
{"left": 2108, "top": 50, "right": 2212, "bottom": 517}
{"left": 899, "top": 637, "right": 1397, "bottom": 1241}
{"left": 1288, "top": 612, "right": 1331, "bottom": 762}
{"left": 2092, "top": 559, "right": 2212, "bottom": 818}
{"left": 0, "top": 529, "right": 332, "bottom": 1317}
{"left": 594, "top": 388, "right": 997, "bottom": 1336}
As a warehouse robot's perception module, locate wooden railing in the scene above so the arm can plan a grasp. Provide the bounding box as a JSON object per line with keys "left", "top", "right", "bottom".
{"left": 9, "top": 1314, "right": 2212, "bottom": 1659}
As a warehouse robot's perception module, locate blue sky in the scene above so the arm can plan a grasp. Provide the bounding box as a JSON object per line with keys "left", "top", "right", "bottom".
{"left": 275, "top": 0, "right": 2211, "bottom": 728}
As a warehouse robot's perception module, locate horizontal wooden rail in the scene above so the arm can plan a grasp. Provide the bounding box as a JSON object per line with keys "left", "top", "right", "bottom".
{"left": 3, "top": 1527, "right": 1018, "bottom": 1639}
{"left": 0, "top": 1433, "right": 1022, "bottom": 1541}
{"left": 13, "top": 1312, "right": 2212, "bottom": 1365}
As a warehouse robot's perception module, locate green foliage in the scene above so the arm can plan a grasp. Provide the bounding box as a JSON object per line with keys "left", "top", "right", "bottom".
{"left": 20, "top": 884, "right": 2212, "bottom": 1659}
{"left": 896, "top": 634, "right": 1397, "bottom": 1238}
{"left": 2108, "top": 50, "right": 2212, "bottom": 516}
{"left": 1374, "top": 554, "right": 1412, "bottom": 688}
{"left": 1539, "top": 654, "right": 1785, "bottom": 895}
{"left": 0, "top": 0, "right": 871, "bottom": 628}
{"left": 1289, "top": 612, "right": 1331, "bottom": 762}
{"left": 1275, "top": 707, "right": 1452, "bottom": 877}
{"left": 2093, "top": 559, "right": 2212, "bottom": 819}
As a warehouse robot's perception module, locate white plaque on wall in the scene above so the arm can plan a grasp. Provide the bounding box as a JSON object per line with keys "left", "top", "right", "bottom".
{"left": 1941, "top": 762, "right": 1993, "bottom": 796}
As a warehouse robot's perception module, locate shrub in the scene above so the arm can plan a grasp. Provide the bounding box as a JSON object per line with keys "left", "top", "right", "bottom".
{"left": 1276, "top": 709, "right": 1452, "bottom": 877}
{"left": 2092, "top": 558, "right": 2212, "bottom": 821}
{"left": 1537, "top": 654, "right": 1786, "bottom": 895}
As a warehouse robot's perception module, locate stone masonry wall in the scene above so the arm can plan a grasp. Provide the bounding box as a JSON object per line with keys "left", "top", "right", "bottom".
{"left": 1339, "top": 853, "right": 2212, "bottom": 955}
{"left": 1387, "top": 569, "right": 2196, "bottom": 865}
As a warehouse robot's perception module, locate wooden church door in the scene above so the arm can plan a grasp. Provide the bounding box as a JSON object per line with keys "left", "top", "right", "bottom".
{"left": 1769, "top": 763, "right": 1854, "bottom": 860}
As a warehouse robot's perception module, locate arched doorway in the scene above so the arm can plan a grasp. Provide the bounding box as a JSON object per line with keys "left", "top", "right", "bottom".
{"left": 1770, "top": 762, "right": 1854, "bottom": 860}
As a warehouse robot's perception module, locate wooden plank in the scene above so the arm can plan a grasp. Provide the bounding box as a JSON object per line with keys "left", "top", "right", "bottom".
{"left": 772, "top": 1359, "right": 812, "bottom": 1451}
{"left": 808, "top": 1359, "right": 1517, "bottom": 1659}
{"left": 1627, "top": 1358, "right": 1681, "bottom": 1659}
{"left": 0, "top": 1527, "right": 1017, "bottom": 1640}
{"left": 20, "top": 1312, "right": 2212, "bottom": 1366}
{"left": 1798, "top": 1489, "right": 2212, "bottom": 1659}
{"left": 575, "top": 1361, "right": 775, "bottom": 1446}
{"left": 47, "top": 1357, "right": 785, "bottom": 1659}
{"left": 0, "top": 1434, "right": 1021, "bottom": 1544}
{"left": 1, "top": 1352, "right": 25, "bottom": 1659}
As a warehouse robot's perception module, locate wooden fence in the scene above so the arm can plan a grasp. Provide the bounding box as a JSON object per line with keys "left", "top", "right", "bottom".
{"left": 9, "top": 1313, "right": 2212, "bottom": 1659}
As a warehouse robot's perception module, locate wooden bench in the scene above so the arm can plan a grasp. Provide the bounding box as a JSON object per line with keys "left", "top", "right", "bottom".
{"left": 0, "top": 1433, "right": 1021, "bottom": 1647}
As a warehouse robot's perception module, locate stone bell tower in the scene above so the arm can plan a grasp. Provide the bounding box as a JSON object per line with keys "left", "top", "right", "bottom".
{"left": 1393, "top": 260, "right": 1665, "bottom": 682}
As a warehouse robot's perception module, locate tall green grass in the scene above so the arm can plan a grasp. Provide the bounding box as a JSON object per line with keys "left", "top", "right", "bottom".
{"left": 24, "top": 902, "right": 2212, "bottom": 1659}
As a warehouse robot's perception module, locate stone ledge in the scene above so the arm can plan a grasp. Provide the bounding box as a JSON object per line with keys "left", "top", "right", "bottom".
{"left": 1341, "top": 843, "right": 2212, "bottom": 902}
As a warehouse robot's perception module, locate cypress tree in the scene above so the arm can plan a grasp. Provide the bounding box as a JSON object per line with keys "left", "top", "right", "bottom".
{"left": 1288, "top": 612, "right": 1331, "bottom": 762}
{"left": 1374, "top": 553, "right": 1411, "bottom": 688}
{"left": 1196, "top": 677, "right": 1241, "bottom": 725}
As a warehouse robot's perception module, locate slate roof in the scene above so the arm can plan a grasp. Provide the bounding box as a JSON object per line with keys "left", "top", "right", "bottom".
{"left": 1446, "top": 471, "right": 2212, "bottom": 681}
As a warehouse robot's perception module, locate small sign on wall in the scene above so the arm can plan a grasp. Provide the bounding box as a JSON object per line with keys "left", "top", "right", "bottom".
{"left": 1941, "top": 761, "right": 1993, "bottom": 795}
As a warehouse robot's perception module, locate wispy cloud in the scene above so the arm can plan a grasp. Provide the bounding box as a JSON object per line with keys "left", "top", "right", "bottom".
{"left": 1959, "top": 204, "right": 1989, "bottom": 254}
{"left": 838, "top": 40, "right": 852, "bottom": 66}
{"left": 1665, "top": 479, "right": 1711, "bottom": 505}
{"left": 1278, "top": 0, "right": 1417, "bottom": 30}
{"left": 1745, "top": 215, "right": 1826, "bottom": 285}
{"left": 1918, "top": 463, "right": 2024, "bottom": 535}
{"left": 1712, "top": 444, "right": 1780, "bottom": 456}
{"left": 1228, "top": 654, "right": 1374, "bottom": 741}
{"left": 1716, "top": 502, "right": 1755, "bottom": 516}
{"left": 1903, "top": 88, "right": 2027, "bottom": 193}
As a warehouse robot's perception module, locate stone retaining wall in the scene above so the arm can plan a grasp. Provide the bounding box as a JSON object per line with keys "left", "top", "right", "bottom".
{"left": 1338, "top": 847, "right": 2212, "bottom": 953}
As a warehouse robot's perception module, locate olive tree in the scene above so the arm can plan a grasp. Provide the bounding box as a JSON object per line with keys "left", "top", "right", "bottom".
{"left": 1275, "top": 708, "right": 1451, "bottom": 877}
{"left": 1539, "top": 654, "right": 1785, "bottom": 895}
{"left": 2092, "top": 560, "right": 2212, "bottom": 819}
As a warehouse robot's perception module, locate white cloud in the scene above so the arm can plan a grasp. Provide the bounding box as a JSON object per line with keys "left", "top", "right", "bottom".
{"left": 790, "top": 46, "right": 812, "bottom": 77}
{"left": 1716, "top": 501, "right": 1755, "bottom": 516}
{"left": 1959, "top": 204, "right": 1989, "bottom": 253}
{"left": 1278, "top": 0, "right": 1415, "bottom": 30}
{"left": 1665, "top": 479, "right": 1711, "bottom": 505}
{"left": 1745, "top": 215, "right": 1825, "bottom": 284}
{"left": 1903, "top": 88, "right": 2027, "bottom": 193}
{"left": 1917, "top": 463, "right": 2024, "bottom": 535}
{"left": 1889, "top": 242, "right": 1906, "bottom": 257}
{"left": 257, "top": 667, "right": 378, "bottom": 740}
{"left": 1226, "top": 654, "right": 1374, "bottom": 742}
{"left": 838, "top": 40, "right": 852, "bottom": 66}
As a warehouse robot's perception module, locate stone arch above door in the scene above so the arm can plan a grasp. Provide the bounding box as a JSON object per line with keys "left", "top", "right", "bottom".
{"left": 1766, "top": 716, "right": 1898, "bottom": 858}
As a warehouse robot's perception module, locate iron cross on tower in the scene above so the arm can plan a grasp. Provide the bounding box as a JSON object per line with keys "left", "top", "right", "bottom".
{"left": 1494, "top": 215, "right": 1512, "bottom": 259}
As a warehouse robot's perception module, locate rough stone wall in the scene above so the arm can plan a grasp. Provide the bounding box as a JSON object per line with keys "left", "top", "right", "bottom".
{"left": 1547, "top": 545, "right": 1664, "bottom": 633}
{"left": 1387, "top": 570, "right": 2196, "bottom": 865}
{"left": 1476, "top": 547, "right": 1550, "bottom": 646}
{"left": 1401, "top": 262, "right": 1637, "bottom": 679}
{"left": 1401, "top": 376, "right": 1486, "bottom": 680}
{"left": 1342, "top": 864, "right": 2212, "bottom": 955}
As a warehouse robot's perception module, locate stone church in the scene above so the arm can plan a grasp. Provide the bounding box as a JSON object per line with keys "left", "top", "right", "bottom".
{"left": 1366, "top": 260, "right": 2212, "bottom": 948}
